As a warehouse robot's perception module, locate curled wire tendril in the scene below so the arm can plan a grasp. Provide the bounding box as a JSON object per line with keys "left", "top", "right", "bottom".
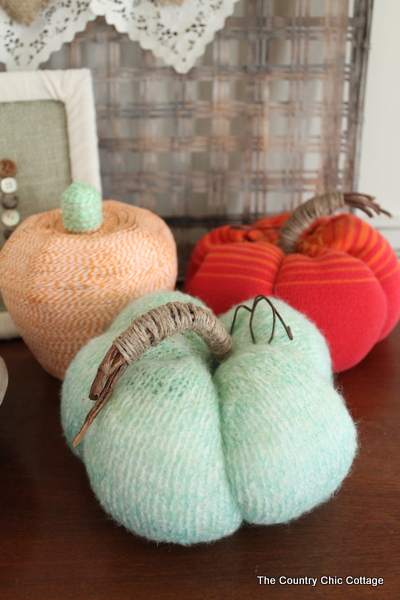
{"left": 229, "top": 295, "right": 293, "bottom": 344}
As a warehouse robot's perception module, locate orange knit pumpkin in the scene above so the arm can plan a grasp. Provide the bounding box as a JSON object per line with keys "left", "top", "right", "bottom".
{"left": 184, "top": 192, "right": 400, "bottom": 372}
{"left": 0, "top": 183, "right": 177, "bottom": 379}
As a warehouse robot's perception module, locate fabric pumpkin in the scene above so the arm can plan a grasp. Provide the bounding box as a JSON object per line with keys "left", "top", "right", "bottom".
{"left": 184, "top": 192, "right": 400, "bottom": 372}
{"left": 61, "top": 289, "right": 357, "bottom": 546}
{"left": 0, "top": 182, "right": 177, "bottom": 379}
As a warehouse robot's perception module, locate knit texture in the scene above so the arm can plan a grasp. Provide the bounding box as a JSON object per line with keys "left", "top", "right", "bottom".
{"left": 185, "top": 212, "right": 400, "bottom": 372}
{"left": 61, "top": 182, "right": 103, "bottom": 233}
{"left": 0, "top": 202, "right": 177, "bottom": 379}
{"left": 61, "top": 290, "right": 357, "bottom": 545}
{"left": 219, "top": 296, "right": 333, "bottom": 382}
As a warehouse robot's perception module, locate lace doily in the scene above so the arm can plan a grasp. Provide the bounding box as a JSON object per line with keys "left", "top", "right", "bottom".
{"left": 0, "top": 1, "right": 96, "bottom": 71}
{"left": 90, "top": 0, "right": 241, "bottom": 73}
{"left": 0, "top": 0, "right": 240, "bottom": 73}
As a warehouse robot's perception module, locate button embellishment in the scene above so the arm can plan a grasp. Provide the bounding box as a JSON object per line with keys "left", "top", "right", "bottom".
{"left": 0, "top": 159, "right": 17, "bottom": 178}
{"left": 1, "top": 177, "right": 17, "bottom": 194}
{"left": 2, "top": 209, "right": 21, "bottom": 228}
{"left": 1, "top": 193, "right": 19, "bottom": 209}
{"left": 0, "top": 160, "right": 20, "bottom": 239}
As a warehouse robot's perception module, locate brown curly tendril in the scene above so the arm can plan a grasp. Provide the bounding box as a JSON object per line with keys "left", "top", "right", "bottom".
{"left": 229, "top": 295, "right": 293, "bottom": 345}
{"left": 278, "top": 191, "right": 391, "bottom": 254}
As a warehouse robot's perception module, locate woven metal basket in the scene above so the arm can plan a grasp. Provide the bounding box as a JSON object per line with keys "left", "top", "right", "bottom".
{"left": 41, "top": 0, "right": 372, "bottom": 276}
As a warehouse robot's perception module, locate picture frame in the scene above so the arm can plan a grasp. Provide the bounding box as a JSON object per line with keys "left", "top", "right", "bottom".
{"left": 0, "top": 68, "right": 101, "bottom": 339}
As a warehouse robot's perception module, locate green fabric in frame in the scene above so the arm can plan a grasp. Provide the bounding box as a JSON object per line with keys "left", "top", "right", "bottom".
{"left": 0, "top": 100, "right": 72, "bottom": 314}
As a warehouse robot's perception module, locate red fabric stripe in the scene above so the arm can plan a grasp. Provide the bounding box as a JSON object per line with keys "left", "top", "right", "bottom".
{"left": 185, "top": 210, "right": 400, "bottom": 370}
{"left": 275, "top": 255, "right": 388, "bottom": 372}
{"left": 276, "top": 251, "right": 378, "bottom": 284}
{"left": 184, "top": 242, "right": 281, "bottom": 314}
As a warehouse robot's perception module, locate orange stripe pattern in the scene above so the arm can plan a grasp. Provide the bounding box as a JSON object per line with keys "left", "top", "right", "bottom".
{"left": 297, "top": 214, "right": 400, "bottom": 340}
{"left": 184, "top": 211, "right": 400, "bottom": 372}
{"left": 0, "top": 201, "right": 177, "bottom": 379}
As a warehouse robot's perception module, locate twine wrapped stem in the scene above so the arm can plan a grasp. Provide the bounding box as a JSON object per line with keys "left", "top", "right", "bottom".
{"left": 73, "top": 302, "right": 233, "bottom": 446}
{"left": 278, "top": 191, "right": 391, "bottom": 255}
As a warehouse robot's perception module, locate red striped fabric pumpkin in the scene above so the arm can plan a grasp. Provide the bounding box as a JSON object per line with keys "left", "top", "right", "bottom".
{"left": 185, "top": 206, "right": 400, "bottom": 372}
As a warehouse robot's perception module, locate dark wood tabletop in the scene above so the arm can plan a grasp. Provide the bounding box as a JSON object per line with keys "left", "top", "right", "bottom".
{"left": 0, "top": 324, "right": 399, "bottom": 600}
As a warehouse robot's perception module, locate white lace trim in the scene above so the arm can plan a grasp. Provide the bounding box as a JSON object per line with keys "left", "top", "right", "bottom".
{"left": 0, "top": 1, "right": 96, "bottom": 71}
{"left": 0, "top": 0, "right": 240, "bottom": 73}
{"left": 91, "top": 0, "right": 241, "bottom": 73}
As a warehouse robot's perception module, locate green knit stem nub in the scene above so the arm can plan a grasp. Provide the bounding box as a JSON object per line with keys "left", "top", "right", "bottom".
{"left": 61, "top": 182, "right": 103, "bottom": 233}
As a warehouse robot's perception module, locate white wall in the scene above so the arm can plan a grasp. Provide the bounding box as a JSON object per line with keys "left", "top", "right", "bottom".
{"left": 359, "top": 0, "right": 400, "bottom": 219}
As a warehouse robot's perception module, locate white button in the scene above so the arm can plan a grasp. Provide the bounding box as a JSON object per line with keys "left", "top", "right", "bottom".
{"left": 2, "top": 209, "right": 20, "bottom": 228}
{"left": 1, "top": 177, "right": 17, "bottom": 194}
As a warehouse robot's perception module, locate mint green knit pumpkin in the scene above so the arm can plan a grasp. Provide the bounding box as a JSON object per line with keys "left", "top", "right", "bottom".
{"left": 61, "top": 290, "right": 357, "bottom": 545}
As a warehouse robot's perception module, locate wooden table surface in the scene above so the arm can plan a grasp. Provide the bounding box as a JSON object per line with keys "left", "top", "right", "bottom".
{"left": 0, "top": 326, "right": 399, "bottom": 600}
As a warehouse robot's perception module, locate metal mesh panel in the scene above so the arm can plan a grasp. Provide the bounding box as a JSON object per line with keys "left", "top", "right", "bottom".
{"left": 35, "top": 0, "right": 371, "bottom": 274}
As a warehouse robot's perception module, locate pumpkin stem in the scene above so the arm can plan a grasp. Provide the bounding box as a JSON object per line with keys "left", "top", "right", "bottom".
{"left": 229, "top": 295, "right": 293, "bottom": 344}
{"left": 230, "top": 224, "right": 282, "bottom": 243}
{"left": 277, "top": 191, "right": 391, "bottom": 255}
{"left": 61, "top": 182, "right": 103, "bottom": 233}
{"left": 72, "top": 302, "right": 233, "bottom": 446}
